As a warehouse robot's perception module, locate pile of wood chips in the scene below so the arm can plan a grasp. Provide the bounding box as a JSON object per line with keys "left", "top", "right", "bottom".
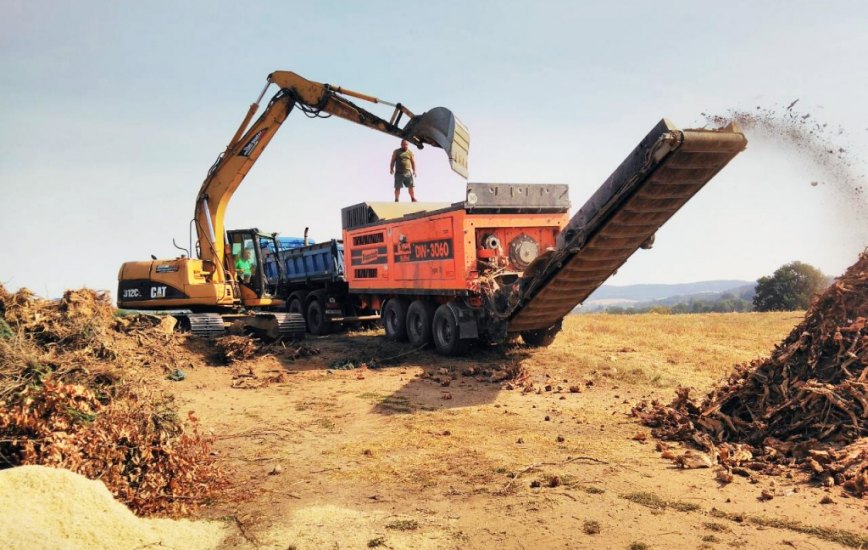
{"left": 633, "top": 251, "right": 868, "bottom": 497}
{"left": 0, "top": 286, "right": 225, "bottom": 516}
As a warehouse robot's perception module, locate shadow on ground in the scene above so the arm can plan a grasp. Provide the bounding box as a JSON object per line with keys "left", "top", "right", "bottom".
{"left": 181, "top": 327, "right": 539, "bottom": 413}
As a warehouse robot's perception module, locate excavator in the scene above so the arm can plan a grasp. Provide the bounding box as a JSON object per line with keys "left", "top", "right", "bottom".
{"left": 117, "top": 71, "right": 470, "bottom": 337}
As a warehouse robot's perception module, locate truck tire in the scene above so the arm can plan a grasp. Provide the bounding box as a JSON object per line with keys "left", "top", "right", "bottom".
{"left": 288, "top": 297, "right": 305, "bottom": 319}
{"left": 406, "top": 300, "right": 435, "bottom": 347}
{"left": 383, "top": 298, "right": 409, "bottom": 341}
{"left": 306, "top": 294, "right": 332, "bottom": 336}
{"left": 432, "top": 304, "right": 470, "bottom": 356}
{"left": 520, "top": 320, "right": 562, "bottom": 348}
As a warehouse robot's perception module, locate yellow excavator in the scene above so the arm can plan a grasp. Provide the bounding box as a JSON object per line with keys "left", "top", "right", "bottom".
{"left": 117, "top": 71, "right": 469, "bottom": 337}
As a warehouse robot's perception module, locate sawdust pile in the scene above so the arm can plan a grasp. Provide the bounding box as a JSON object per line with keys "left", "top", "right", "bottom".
{"left": 0, "top": 286, "right": 225, "bottom": 516}
{"left": 633, "top": 251, "right": 868, "bottom": 497}
{"left": 0, "top": 465, "right": 225, "bottom": 550}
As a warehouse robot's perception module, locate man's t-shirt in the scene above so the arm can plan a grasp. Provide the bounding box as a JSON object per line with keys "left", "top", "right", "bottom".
{"left": 394, "top": 148, "right": 414, "bottom": 174}
{"left": 235, "top": 257, "right": 253, "bottom": 276}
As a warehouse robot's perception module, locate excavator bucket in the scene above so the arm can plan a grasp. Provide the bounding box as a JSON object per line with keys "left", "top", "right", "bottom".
{"left": 404, "top": 107, "right": 470, "bottom": 178}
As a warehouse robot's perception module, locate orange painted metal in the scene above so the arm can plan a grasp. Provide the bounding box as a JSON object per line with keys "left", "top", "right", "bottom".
{"left": 343, "top": 205, "right": 567, "bottom": 294}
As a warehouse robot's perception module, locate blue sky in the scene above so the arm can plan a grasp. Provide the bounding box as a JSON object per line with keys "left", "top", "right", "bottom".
{"left": 1, "top": 0, "right": 867, "bottom": 297}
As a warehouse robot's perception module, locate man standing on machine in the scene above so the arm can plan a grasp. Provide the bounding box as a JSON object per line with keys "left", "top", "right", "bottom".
{"left": 390, "top": 139, "right": 417, "bottom": 202}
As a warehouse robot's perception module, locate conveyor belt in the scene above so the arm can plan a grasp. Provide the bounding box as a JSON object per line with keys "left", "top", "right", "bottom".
{"left": 507, "top": 119, "right": 747, "bottom": 332}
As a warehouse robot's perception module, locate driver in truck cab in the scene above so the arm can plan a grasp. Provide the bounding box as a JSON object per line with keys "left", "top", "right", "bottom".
{"left": 234, "top": 248, "right": 254, "bottom": 282}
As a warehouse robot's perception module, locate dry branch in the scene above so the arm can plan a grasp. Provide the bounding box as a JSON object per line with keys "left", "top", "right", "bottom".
{"left": 633, "top": 251, "right": 868, "bottom": 497}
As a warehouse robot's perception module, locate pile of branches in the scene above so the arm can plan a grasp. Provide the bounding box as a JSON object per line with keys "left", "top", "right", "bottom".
{"left": 215, "top": 335, "right": 321, "bottom": 364}
{"left": 633, "top": 251, "right": 868, "bottom": 497}
{"left": 0, "top": 286, "right": 225, "bottom": 516}
{"left": 215, "top": 335, "right": 260, "bottom": 364}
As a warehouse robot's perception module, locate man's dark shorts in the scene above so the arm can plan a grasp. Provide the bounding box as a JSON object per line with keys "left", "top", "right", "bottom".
{"left": 394, "top": 173, "right": 414, "bottom": 189}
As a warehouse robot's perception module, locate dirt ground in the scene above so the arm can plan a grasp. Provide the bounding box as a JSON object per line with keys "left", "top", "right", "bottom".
{"left": 158, "top": 313, "right": 867, "bottom": 549}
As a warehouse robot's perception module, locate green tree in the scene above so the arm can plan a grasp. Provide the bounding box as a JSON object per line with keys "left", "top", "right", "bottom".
{"left": 753, "top": 261, "right": 827, "bottom": 312}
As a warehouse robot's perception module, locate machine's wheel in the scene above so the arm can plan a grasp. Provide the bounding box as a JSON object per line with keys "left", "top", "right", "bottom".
{"left": 406, "top": 300, "right": 436, "bottom": 347}
{"left": 383, "top": 298, "right": 409, "bottom": 341}
{"left": 306, "top": 293, "right": 332, "bottom": 336}
{"left": 288, "top": 298, "right": 306, "bottom": 330}
{"left": 432, "top": 304, "right": 470, "bottom": 356}
{"left": 520, "top": 320, "right": 563, "bottom": 348}
{"left": 288, "top": 297, "right": 305, "bottom": 316}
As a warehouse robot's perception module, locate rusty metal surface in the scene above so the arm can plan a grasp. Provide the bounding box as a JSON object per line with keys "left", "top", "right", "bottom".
{"left": 507, "top": 120, "right": 747, "bottom": 332}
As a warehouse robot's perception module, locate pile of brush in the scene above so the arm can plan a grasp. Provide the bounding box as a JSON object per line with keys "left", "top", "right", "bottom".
{"left": 633, "top": 252, "right": 868, "bottom": 497}
{"left": 0, "top": 285, "right": 225, "bottom": 516}
{"left": 215, "top": 334, "right": 321, "bottom": 365}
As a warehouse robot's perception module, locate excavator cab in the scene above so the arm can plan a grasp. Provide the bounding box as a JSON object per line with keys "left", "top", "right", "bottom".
{"left": 227, "top": 229, "right": 273, "bottom": 303}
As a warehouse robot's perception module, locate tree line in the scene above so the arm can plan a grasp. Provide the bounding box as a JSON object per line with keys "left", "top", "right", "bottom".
{"left": 603, "top": 261, "right": 827, "bottom": 315}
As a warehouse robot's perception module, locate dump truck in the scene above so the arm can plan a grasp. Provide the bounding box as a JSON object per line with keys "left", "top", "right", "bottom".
{"left": 280, "top": 119, "right": 748, "bottom": 354}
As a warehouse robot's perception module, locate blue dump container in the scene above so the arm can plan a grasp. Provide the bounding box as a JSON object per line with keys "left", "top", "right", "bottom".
{"left": 282, "top": 240, "right": 344, "bottom": 283}
{"left": 260, "top": 237, "right": 344, "bottom": 287}
{"left": 275, "top": 236, "right": 312, "bottom": 251}
{"left": 260, "top": 236, "right": 313, "bottom": 285}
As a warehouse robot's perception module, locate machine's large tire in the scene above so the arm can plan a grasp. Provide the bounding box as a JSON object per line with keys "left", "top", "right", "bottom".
{"left": 406, "top": 300, "right": 436, "bottom": 347}
{"left": 383, "top": 298, "right": 409, "bottom": 341}
{"left": 432, "top": 304, "right": 470, "bottom": 356}
{"left": 521, "top": 320, "right": 562, "bottom": 348}
{"left": 306, "top": 292, "right": 332, "bottom": 336}
{"left": 288, "top": 297, "right": 306, "bottom": 325}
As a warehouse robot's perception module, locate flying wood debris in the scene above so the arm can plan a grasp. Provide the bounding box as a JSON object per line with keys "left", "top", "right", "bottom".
{"left": 633, "top": 251, "right": 868, "bottom": 497}
{"left": 702, "top": 103, "right": 868, "bottom": 228}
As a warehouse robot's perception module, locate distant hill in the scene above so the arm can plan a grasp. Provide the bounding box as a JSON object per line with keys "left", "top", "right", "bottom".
{"left": 579, "top": 280, "right": 755, "bottom": 312}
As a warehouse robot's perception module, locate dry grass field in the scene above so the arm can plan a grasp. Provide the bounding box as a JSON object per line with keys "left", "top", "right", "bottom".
{"left": 164, "top": 312, "right": 868, "bottom": 549}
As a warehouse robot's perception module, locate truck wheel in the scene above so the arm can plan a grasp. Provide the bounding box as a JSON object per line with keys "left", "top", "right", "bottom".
{"left": 521, "top": 320, "right": 562, "bottom": 348}
{"left": 383, "top": 298, "right": 409, "bottom": 341}
{"left": 306, "top": 296, "right": 332, "bottom": 335}
{"left": 288, "top": 298, "right": 305, "bottom": 321}
{"left": 432, "top": 304, "right": 470, "bottom": 356}
{"left": 406, "top": 300, "right": 435, "bottom": 347}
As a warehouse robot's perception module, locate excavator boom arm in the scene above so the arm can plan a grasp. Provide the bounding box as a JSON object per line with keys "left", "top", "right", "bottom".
{"left": 194, "top": 71, "right": 469, "bottom": 283}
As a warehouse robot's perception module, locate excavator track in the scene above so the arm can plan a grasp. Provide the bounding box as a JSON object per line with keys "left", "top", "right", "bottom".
{"left": 267, "top": 312, "right": 306, "bottom": 341}
{"left": 186, "top": 313, "right": 227, "bottom": 338}
{"left": 507, "top": 119, "right": 747, "bottom": 332}
{"left": 185, "top": 312, "right": 305, "bottom": 340}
